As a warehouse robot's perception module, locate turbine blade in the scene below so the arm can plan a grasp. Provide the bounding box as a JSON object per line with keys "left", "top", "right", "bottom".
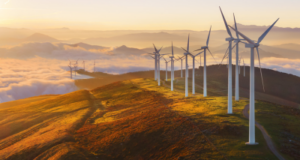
{"left": 181, "top": 47, "right": 188, "bottom": 52}
{"left": 233, "top": 13, "right": 239, "bottom": 39}
{"left": 219, "top": 45, "right": 230, "bottom": 66}
{"left": 194, "top": 48, "right": 203, "bottom": 52}
{"left": 257, "top": 18, "right": 279, "bottom": 44}
{"left": 207, "top": 48, "right": 218, "bottom": 64}
{"left": 206, "top": 26, "right": 212, "bottom": 46}
{"left": 229, "top": 25, "right": 255, "bottom": 45}
{"left": 153, "top": 44, "right": 158, "bottom": 53}
{"left": 158, "top": 46, "right": 163, "bottom": 52}
{"left": 195, "top": 51, "right": 204, "bottom": 57}
{"left": 219, "top": 43, "right": 236, "bottom": 66}
{"left": 256, "top": 47, "right": 265, "bottom": 92}
{"left": 163, "top": 57, "right": 166, "bottom": 61}
{"left": 219, "top": 7, "right": 233, "bottom": 38}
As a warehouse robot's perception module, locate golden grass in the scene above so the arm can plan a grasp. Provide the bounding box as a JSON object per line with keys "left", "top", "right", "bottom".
{"left": 0, "top": 90, "right": 94, "bottom": 160}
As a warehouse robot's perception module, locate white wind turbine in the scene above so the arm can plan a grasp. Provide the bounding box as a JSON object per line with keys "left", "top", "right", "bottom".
{"left": 194, "top": 26, "right": 216, "bottom": 97}
{"left": 170, "top": 42, "right": 175, "bottom": 91}
{"left": 73, "top": 60, "right": 78, "bottom": 77}
{"left": 181, "top": 34, "right": 191, "bottom": 97}
{"left": 177, "top": 56, "right": 185, "bottom": 78}
{"left": 229, "top": 18, "right": 279, "bottom": 145}
{"left": 220, "top": 7, "right": 235, "bottom": 113}
{"left": 93, "top": 60, "right": 96, "bottom": 72}
{"left": 68, "top": 60, "right": 73, "bottom": 79}
{"left": 163, "top": 57, "right": 171, "bottom": 81}
{"left": 82, "top": 60, "right": 85, "bottom": 71}
{"left": 153, "top": 44, "right": 164, "bottom": 86}
{"left": 188, "top": 51, "right": 203, "bottom": 95}
{"left": 149, "top": 55, "right": 156, "bottom": 79}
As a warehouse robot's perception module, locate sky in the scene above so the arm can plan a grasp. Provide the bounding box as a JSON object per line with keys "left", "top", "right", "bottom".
{"left": 0, "top": 0, "right": 299, "bottom": 30}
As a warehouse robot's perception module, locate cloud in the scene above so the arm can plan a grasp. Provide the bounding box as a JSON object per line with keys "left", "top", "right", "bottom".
{"left": 0, "top": 79, "right": 77, "bottom": 103}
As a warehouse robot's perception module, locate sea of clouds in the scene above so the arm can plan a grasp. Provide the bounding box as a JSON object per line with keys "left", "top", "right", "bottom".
{"left": 0, "top": 42, "right": 300, "bottom": 103}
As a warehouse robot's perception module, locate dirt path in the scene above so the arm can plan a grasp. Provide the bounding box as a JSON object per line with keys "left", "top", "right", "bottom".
{"left": 242, "top": 104, "right": 285, "bottom": 160}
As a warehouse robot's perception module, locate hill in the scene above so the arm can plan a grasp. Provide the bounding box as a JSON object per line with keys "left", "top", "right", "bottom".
{"left": 1, "top": 78, "right": 300, "bottom": 159}
{"left": 24, "top": 33, "right": 59, "bottom": 42}
{"left": 77, "top": 65, "right": 300, "bottom": 106}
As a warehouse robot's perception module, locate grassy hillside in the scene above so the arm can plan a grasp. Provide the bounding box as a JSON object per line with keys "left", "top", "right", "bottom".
{"left": 1, "top": 77, "right": 300, "bottom": 159}
{"left": 162, "top": 65, "right": 300, "bottom": 107}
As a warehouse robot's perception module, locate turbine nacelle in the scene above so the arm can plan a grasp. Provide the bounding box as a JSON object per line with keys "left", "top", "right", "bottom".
{"left": 226, "top": 37, "right": 235, "bottom": 41}
{"left": 245, "top": 43, "right": 259, "bottom": 48}
{"left": 169, "top": 56, "right": 174, "bottom": 58}
{"left": 201, "top": 46, "right": 208, "bottom": 49}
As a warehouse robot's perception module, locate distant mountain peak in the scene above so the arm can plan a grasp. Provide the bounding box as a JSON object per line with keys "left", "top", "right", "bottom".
{"left": 25, "top": 33, "right": 58, "bottom": 42}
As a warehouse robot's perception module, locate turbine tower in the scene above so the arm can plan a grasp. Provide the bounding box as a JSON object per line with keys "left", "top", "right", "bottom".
{"left": 170, "top": 42, "right": 175, "bottom": 91}
{"left": 194, "top": 26, "right": 215, "bottom": 97}
{"left": 68, "top": 60, "right": 73, "bottom": 79}
{"left": 94, "top": 60, "right": 96, "bottom": 73}
{"left": 163, "top": 57, "right": 170, "bottom": 81}
{"left": 220, "top": 7, "right": 234, "bottom": 114}
{"left": 149, "top": 55, "right": 156, "bottom": 79}
{"left": 153, "top": 44, "right": 164, "bottom": 86}
{"left": 233, "top": 13, "right": 246, "bottom": 101}
{"left": 229, "top": 18, "right": 279, "bottom": 145}
{"left": 73, "top": 60, "right": 78, "bottom": 77}
{"left": 177, "top": 56, "right": 185, "bottom": 78}
{"left": 83, "top": 60, "right": 85, "bottom": 71}
{"left": 181, "top": 34, "right": 191, "bottom": 97}
{"left": 188, "top": 51, "right": 203, "bottom": 94}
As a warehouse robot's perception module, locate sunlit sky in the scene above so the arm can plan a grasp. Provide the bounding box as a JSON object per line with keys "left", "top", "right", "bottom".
{"left": 0, "top": 0, "right": 299, "bottom": 30}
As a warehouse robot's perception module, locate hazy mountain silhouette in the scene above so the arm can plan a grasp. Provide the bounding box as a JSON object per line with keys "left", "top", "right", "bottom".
{"left": 24, "top": 33, "right": 59, "bottom": 42}
{"left": 274, "top": 43, "right": 300, "bottom": 51}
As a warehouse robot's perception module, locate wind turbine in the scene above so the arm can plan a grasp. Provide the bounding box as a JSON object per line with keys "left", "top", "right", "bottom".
{"left": 94, "top": 60, "right": 96, "bottom": 73}
{"left": 163, "top": 57, "right": 171, "bottom": 81}
{"left": 232, "top": 13, "right": 247, "bottom": 101}
{"left": 177, "top": 56, "right": 185, "bottom": 78}
{"left": 181, "top": 34, "right": 191, "bottom": 97}
{"left": 188, "top": 51, "right": 203, "bottom": 94}
{"left": 194, "top": 26, "right": 215, "bottom": 97}
{"left": 83, "top": 60, "right": 85, "bottom": 71}
{"left": 153, "top": 44, "right": 164, "bottom": 86}
{"left": 220, "top": 7, "right": 235, "bottom": 113}
{"left": 229, "top": 18, "right": 279, "bottom": 145}
{"left": 73, "top": 60, "right": 78, "bottom": 77}
{"left": 170, "top": 42, "right": 175, "bottom": 91}
{"left": 149, "top": 55, "right": 156, "bottom": 79}
{"left": 68, "top": 60, "right": 73, "bottom": 79}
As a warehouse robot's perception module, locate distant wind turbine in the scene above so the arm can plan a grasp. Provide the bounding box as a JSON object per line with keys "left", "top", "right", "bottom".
{"left": 194, "top": 26, "right": 216, "bottom": 97}
{"left": 153, "top": 44, "right": 164, "bottom": 86}
{"left": 181, "top": 34, "right": 191, "bottom": 97}
{"left": 229, "top": 17, "right": 279, "bottom": 145}
{"left": 94, "top": 60, "right": 96, "bottom": 73}
{"left": 170, "top": 42, "right": 175, "bottom": 91}
{"left": 82, "top": 60, "right": 85, "bottom": 71}
{"left": 177, "top": 56, "right": 185, "bottom": 78}
{"left": 188, "top": 51, "right": 203, "bottom": 94}
{"left": 73, "top": 60, "right": 78, "bottom": 77}
{"left": 68, "top": 60, "right": 73, "bottom": 79}
{"left": 163, "top": 57, "right": 171, "bottom": 81}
